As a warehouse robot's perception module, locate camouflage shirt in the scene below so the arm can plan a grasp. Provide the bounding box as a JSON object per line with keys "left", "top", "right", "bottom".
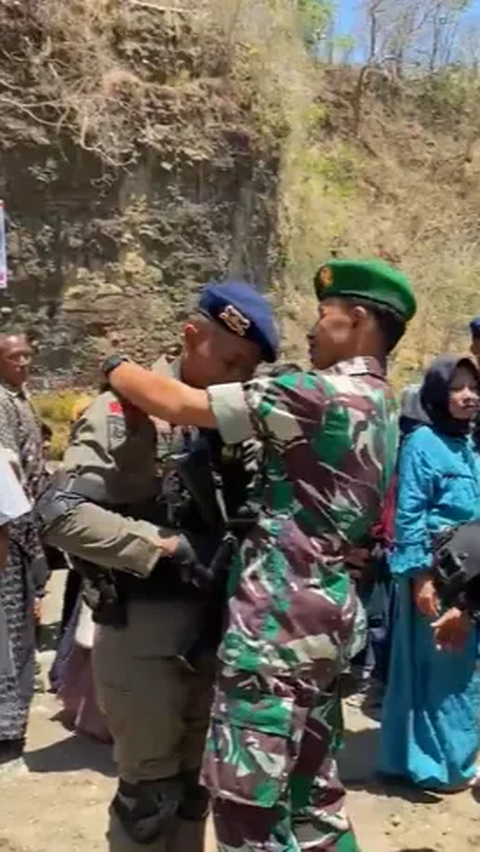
{"left": 207, "top": 356, "right": 398, "bottom": 679}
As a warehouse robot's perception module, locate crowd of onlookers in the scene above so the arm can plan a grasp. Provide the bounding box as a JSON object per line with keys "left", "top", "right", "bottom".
{"left": 345, "top": 320, "right": 480, "bottom": 793}
{"left": 2, "top": 320, "right": 480, "bottom": 802}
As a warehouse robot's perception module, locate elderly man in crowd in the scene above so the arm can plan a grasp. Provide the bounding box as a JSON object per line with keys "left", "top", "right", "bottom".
{"left": 0, "top": 333, "right": 48, "bottom": 770}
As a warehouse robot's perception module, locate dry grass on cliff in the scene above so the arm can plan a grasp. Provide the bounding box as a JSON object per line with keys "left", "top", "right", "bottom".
{"left": 278, "top": 68, "right": 480, "bottom": 385}
{"left": 0, "top": 0, "right": 312, "bottom": 166}
{"left": 6, "top": 1, "right": 478, "bottom": 386}
{"left": 28, "top": 0, "right": 150, "bottom": 165}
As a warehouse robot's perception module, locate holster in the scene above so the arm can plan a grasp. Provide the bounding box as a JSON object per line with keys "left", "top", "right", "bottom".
{"left": 178, "top": 533, "right": 238, "bottom": 667}
{"left": 78, "top": 559, "right": 128, "bottom": 629}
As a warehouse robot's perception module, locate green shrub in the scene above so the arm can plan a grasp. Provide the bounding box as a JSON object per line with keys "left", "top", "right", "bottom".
{"left": 33, "top": 391, "right": 96, "bottom": 461}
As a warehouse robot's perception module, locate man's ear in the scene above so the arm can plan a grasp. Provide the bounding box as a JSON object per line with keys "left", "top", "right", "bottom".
{"left": 183, "top": 321, "right": 199, "bottom": 353}
{"left": 350, "top": 304, "right": 369, "bottom": 328}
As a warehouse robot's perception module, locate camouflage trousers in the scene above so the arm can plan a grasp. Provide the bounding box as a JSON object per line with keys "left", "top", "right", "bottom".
{"left": 201, "top": 672, "right": 360, "bottom": 852}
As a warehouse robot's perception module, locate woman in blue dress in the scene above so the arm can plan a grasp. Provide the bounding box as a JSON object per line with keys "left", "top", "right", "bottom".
{"left": 379, "top": 355, "right": 480, "bottom": 791}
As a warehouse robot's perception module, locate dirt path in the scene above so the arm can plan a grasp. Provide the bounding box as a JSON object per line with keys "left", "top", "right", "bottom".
{"left": 1, "top": 573, "right": 479, "bottom": 852}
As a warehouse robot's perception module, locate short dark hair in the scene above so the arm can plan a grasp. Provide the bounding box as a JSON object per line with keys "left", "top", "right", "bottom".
{"left": 345, "top": 297, "right": 406, "bottom": 354}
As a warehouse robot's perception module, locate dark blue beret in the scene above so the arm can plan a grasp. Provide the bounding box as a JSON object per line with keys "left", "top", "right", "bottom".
{"left": 198, "top": 280, "right": 279, "bottom": 363}
{"left": 470, "top": 316, "right": 480, "bottom": 337}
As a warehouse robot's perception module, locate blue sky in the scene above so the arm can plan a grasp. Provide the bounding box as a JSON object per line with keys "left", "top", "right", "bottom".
{"left": 335, "top": 0, "right": 359, "bottom": 37}
{"left": 334, "top": 0, "right": 480, "bottom": 44}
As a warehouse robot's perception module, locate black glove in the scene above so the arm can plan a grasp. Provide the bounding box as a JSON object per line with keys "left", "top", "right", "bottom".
{"left": 171, "top": 534, "right": 214, "bottom": 590}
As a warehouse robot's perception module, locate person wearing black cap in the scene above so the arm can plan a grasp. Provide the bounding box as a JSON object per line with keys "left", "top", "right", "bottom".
{"left": 38, "top": 280, "right": 278, "bottom": 852}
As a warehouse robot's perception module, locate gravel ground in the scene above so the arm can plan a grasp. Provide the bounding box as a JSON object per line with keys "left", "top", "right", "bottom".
{"left": 0, "top": 572, "right": 478, "bottom": 852}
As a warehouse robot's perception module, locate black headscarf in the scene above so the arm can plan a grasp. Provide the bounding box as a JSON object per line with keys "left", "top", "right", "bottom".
{"left": 399, "top": 383, "right": 430, "bottom": 440}
{"left": 420, "top": 355, "right": 480, "bottom": 436}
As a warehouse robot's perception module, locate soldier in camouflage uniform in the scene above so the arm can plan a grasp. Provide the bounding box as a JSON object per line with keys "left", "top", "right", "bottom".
{"left": 103, "top": 259, "right": 417, "bottom": 852}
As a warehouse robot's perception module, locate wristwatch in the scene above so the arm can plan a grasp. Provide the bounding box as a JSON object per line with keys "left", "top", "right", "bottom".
{"left": 102, "top": 353, "right": 130, "bottom": 380}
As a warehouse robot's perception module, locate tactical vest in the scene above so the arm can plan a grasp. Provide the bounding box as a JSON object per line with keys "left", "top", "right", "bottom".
{"left": 82, "top": 429, "right": 260, "bottom": 615}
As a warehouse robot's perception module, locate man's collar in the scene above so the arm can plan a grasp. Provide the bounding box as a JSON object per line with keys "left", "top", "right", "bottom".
{"left": 327, "top": 356, "right": 386, "bottom": 380}
{"left": 0, "top": 378, "right": 27, "bottom": 398}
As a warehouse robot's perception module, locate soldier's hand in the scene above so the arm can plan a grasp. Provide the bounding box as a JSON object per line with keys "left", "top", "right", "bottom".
{"left": 413, "top": 573, "right": 440, "bottom": 618}
{"left": 168, "top": 534, "right": 213, "bottom": 590}
{"left": 345, "top": 546, "right": 371, "bottom": 569}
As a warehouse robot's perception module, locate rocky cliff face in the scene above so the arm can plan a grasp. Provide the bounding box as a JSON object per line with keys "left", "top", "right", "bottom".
{"left": 0, "top": 2, "right": 281, "bottom": 384}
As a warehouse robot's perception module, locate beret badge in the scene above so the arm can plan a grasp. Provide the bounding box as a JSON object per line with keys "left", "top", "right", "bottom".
{"left": 318, "top": 265, "right": 333, "bottom": 289}
{"left": 219, "top": 304, "right": 251, "bottom": 337}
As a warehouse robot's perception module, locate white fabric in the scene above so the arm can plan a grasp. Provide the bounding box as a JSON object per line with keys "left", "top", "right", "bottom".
{"left": 75, "top": 600, "right": 95, "bottom": 649}
{"left": 0, "top": 449, "right": 31, "bottom": 526}
{"left": 208, "top": 382, "right": 254, "bottom": 445}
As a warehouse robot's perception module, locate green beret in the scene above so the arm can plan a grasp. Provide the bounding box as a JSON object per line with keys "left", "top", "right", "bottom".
{"left": 313, "top": 259, "right": 416, "bottom": 322}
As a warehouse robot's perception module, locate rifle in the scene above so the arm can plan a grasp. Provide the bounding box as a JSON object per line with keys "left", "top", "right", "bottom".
{"left": 172, "top": 440, "right": 240, "bottom": 669}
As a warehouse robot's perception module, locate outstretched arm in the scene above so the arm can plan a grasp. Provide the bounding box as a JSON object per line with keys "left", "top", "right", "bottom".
{"left": 109, "top": 362, "right": 216, "bottom": 428}
{"left": 108, "top": 360, "right": 324, "bottom": 449}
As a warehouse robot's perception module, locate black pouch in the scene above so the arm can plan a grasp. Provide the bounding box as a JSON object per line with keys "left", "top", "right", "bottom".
{"left": 80, "top": 563, "right": 128, "bottom": 629}
{"left": 433, "top": 520, "right": 480, "bottom": 619}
